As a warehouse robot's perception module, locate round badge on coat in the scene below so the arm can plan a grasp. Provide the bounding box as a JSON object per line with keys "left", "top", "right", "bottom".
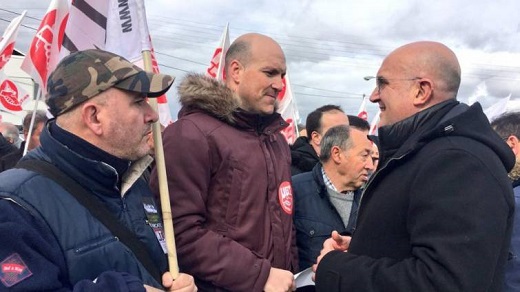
{"left": 278, "top": 181, "right": 293, "bottom": 215}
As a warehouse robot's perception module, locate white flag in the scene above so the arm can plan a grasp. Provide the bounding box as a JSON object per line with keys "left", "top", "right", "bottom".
{"left": 21, "top": 0, "right": 69, "bottom": 91}
{"left": 369, "top": 110, "right": 380, "bottom": 136}
{"left": 0, "top": 11, "right": 27, "bottom": 70}
{"left": 277, "top": 73, "right": 300, "bottom": 144}
{"left": 61, "top": 0, "right": 173, "bottom": 126}
{"left": 0, "top": 71, "right": 31, "bottom": 114}
{"left": 206, "top": 23, "right": 230, "bottom": 81}
{"left": 357, "top": 95, "right": 368, "bottom": 121}
{"left": 484, "top": 95, "right": 511, "bottom": 122}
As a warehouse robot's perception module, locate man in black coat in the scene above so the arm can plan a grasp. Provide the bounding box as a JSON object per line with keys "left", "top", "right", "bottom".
{"left": 314, "top": 41, "right": 515, "bottom": 292}
{"left": 291, "top": 105, "right": 348, "bottom": 175}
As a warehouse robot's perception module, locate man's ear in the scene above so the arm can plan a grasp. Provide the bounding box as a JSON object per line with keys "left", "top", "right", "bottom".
{"left": 330, "top": 146, "right": 342, "bottom": 164}
{"left": 81, "top": 102, "right": 103, "bottom": 135}
{"left": 506, "top": 135, "right": 520, "bottom": 156}
{"left": 310, "top": 131, "right": 321, "bottom": 146}
{"left": 412, "top": 78, "right": 433, "bottom": 106}
{"left": 227, "top": 60, "right": 243, "bottom": 85}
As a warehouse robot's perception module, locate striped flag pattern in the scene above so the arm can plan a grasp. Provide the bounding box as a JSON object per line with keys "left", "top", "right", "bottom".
{"left": 60, "top": 0, "right": 173, "bottom": 125}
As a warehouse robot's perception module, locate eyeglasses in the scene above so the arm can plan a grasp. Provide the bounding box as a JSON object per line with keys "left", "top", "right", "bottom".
{"left": 364, "top": 76, "right": 422, "bottom": 94}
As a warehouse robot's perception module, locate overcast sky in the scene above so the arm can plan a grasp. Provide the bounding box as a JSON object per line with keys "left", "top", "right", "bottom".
{"left": 1, "top": 0, "right": 520, "bottom": 122}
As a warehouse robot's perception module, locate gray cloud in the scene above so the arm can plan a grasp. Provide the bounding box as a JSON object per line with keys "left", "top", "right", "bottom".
{"left": 2, "top": 0, "right": 519, "bottom": 121}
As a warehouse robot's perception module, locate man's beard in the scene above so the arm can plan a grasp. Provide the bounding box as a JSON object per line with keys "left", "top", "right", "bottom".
{"left": 509, "top": 157, "right": 520, "bottom": 181}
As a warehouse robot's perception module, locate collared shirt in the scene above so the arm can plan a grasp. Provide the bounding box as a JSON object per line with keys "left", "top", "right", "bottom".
{"left": 322, "top": 167, "right": 338, "bottom": 192}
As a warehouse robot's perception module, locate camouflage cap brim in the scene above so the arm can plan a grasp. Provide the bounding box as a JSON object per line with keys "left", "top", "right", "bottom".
{"left": 114, "top": 70, "right": 174, "bottom": 97}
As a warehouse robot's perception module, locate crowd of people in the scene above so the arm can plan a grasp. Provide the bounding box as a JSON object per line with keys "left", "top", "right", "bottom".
{"left": 0, "top": 32, "right": 517, "bottom": 292}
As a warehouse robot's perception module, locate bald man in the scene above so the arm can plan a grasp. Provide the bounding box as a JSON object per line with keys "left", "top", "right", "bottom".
{"left": 150, "top": 33, "right": 297, "bottom": 291}
{"left": 314, "top": 41, "right": 515, "bottom": 291}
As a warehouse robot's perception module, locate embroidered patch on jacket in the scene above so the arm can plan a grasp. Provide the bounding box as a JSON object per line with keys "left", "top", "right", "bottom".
{"left": 0, "top": 253, "right": 33, "bottom": 287}
{"left": 278, "top": 181, "right": 293, "bottom": 215}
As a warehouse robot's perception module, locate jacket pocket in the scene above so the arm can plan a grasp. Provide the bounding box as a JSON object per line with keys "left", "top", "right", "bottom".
{"left": 222, "top": 160, "right": 245, "bottom": 228}
{"left": 295, "top": 218, "right": 342, "bottom": 269}
{"left": 72, "top": 235, "right": 118, "bottom": 254}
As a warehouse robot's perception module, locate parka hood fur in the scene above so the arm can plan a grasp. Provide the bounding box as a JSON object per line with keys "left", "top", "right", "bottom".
{"left": 177, "top": 73, "right": 239, "bottom": 124}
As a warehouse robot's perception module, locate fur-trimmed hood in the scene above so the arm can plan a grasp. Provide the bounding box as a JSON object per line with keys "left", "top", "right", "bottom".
{"left": 177, "top": 73, "right": 239, "bottom": 124}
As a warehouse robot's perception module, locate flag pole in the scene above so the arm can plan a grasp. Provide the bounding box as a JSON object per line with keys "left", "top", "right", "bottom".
{"left": 215, "top": 23, "right": 229, "bottom": 81}
{"left": 142, "top": 50, "right": 179, "bottom": 279}
{"left": 23, "top": 88, "right": 43, "bottom": 156}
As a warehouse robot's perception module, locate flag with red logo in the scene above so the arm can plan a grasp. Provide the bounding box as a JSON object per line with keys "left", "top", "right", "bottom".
{"left": 369, "top": 109, "right": 380, "bottom": 136}
{"left": 277, "top": 73, "right": 300, "bottom": 145}
{"left": 357, "top": 94, "right": 368, "bottom": 121}
{"left": 0, "top": 71, "right": 30, "bottom": 115}
{"left": 61, "top": 0, "right": 173, "bottom": 126}
{"left": 20, "top": 0, "right": 69, "bottom": 91}
{"left": 206, "top": 23, "right": 230, "bottom": 81}
{"left": 0, "top": 11, "right": 27, "bottom": 70}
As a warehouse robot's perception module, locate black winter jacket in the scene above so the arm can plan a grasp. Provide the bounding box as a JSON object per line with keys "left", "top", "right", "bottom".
{"left": 290, "top": 136, "right": 319, "bottom": 176}
{"left": 293, "top": 163, "right": 360, "bottom": 271}
{"left": 316, "top": 101, "right": 515, "bottom": 292}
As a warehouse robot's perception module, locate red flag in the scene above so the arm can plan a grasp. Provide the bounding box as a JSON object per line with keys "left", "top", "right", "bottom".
{"left": 206, "top": 23, "right": 230, "bottom": 81}
{"left": 357, "top": 95, "right": 368, "bottom": 121}
{"left": 0, "top": 11, "right": 27, "bottom": 70}
{"left": 21, "top": 0, "right": 68, "bottom": 91}
{"left": 62, "top": 0, "right": 173, "bottom": 126}
{"left": 276, "top": 73, "right": 300, "bottom": 144}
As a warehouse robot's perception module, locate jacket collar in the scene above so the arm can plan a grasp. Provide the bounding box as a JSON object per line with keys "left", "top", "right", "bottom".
{"left": 378, "top": 99, "right": 458, "bottom": 164}
{"left": 25, "top": 121, "right": 151, "bottom": 197}
{"left": 177, "top": 73, "right": 288, "bottom": 134}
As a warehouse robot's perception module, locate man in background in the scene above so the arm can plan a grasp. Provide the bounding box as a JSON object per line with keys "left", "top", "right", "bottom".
{"left": 293, "top": 125, "right": 374, "bottom": 270}
{"left": 0, "top": 111, "right": 49, "bottom": 171}
{"left": 291, "top": 105, "right": 349, "bottom": 175}
{"left": 0, "top": 122, "right": 21, "bottom": 149}
{"left": 491, "top": 111, "right": 520, "bottom": 292}
{"left": 22, "top": 110, "right": 48, "bottom": 152}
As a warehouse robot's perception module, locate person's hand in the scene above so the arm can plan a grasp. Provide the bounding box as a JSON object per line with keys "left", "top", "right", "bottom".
{"left": 311, "top": 231, "right": 351, "bottom": 281}
{"left": 329, "top": 230, "right": 351, "bottom": 251}
{"left": 263, "top": 267, "right": 296, "bottom": 292}
{"left": 144, "top": 272, "right": 197, "bottom": 291}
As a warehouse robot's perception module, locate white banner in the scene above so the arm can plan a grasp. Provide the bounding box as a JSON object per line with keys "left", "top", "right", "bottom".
{"left": 0, "top": 11, "right": 27, "bottom": 70}
{"left": 277, "top": 73, "right": 300, "bottom": 145}
{"left": 206, "top": 23, "right": 230, "bottom": 81}
{"left": 21, "top": 0, "right": 69, "bottom": 91}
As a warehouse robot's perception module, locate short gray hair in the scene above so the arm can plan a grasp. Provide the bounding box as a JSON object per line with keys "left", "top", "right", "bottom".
{"left": 0, "top": 122, "right": 21, "bottom": 147}
{"left": 319, "top": 125, "right": 353, "bottom": 162}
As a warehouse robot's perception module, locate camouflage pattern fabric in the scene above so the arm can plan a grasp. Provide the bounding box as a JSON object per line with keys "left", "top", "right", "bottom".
{"left": 46, "top": 49, "right": 174, "bottom": 116}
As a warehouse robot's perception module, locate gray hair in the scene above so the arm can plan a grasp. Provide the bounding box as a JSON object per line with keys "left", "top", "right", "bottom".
{"left": 319, "top": 125, "right": 353, "bottom": 162}
{"left": 0, "top": 122, "right": 21, "bottom": 148}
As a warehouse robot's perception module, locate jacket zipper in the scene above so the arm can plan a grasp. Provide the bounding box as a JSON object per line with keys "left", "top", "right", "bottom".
{"left": 357, "top": 152, "right": 410, "bottom": 221}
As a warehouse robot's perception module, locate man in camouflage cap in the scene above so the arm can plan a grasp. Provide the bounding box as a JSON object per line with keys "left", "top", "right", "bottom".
{"left": 0, "top": 49, "right": 196, "bottom": 291}
{"left": 46, "top": 49, "right": 173, "bottom": 117}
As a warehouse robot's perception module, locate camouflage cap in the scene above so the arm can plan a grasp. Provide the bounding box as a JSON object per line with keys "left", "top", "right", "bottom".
{"left": 46, "top": 49, "right": 175, "bottom": 116}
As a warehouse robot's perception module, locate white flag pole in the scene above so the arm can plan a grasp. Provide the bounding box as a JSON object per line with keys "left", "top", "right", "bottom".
{"left": 136, "top": 0, "right": 179, "bottom": 277}
{"left": 216, "top": 23, "right": 229, "bottom": 81}
{"left": 23, "top": 88, "right": 43, "bottom": 156}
